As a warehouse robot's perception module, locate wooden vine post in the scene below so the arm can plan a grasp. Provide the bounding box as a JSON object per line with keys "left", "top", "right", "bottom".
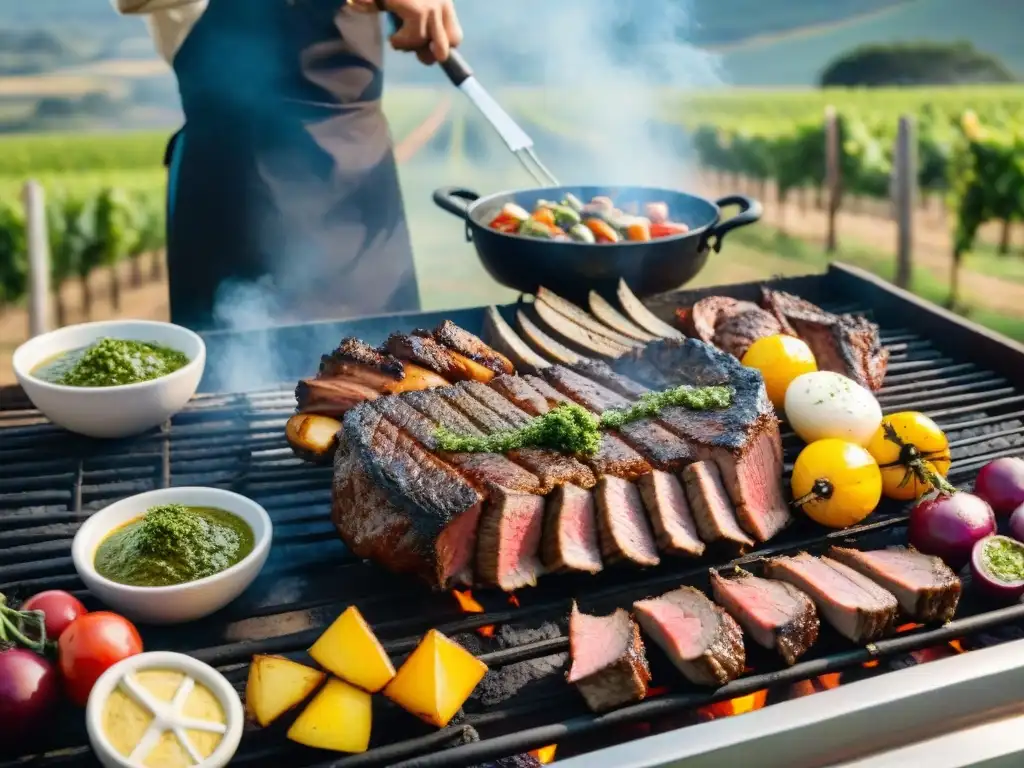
{"left": 824, "top": 106, "right": 841, "bottom": 253}
{"left": 893, "top": 115, "right": 917, "bottom": 289}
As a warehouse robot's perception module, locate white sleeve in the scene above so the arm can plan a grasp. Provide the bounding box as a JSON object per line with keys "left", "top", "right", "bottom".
{"left": 111, "top": 0, "right": 209, "bottom": 64}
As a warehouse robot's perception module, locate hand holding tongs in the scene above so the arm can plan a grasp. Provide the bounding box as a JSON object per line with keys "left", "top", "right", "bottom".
{"left": 369, "top": 2, "right": 559, "bottom": 187}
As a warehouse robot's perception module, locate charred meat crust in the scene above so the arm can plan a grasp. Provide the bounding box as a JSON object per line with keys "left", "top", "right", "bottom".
{"left": 710, "top": 568, "right": 819, "bottom": 665}
{"left": 827, "top": 546, "right": 961, "bottom": 624}
{"left": 431, "top": 320, "right": 515, "bottom": 375}
{"left": 567, "top": 602, "right": 650, "bottom": 713}
{"left": 320, "top": 337, "right": 406, "bottom": 380}
{"left": 296, "top": 377, "right": 380, "bottom": 416}
{"left": 680, "top": 297, "right": 787, "bottom": 359}
{"left": 383, "top": 332, "right": 468, "bottom": 381}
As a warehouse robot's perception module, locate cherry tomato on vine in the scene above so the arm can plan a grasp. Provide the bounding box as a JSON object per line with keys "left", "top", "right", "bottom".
{"left": 22, "top": 591, "right": 87, "bottom": 641}
{"left": 58, "top": 612, "right": 143, "bottom": 706}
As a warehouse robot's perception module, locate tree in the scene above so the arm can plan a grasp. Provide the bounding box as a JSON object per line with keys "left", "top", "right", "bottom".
{"left": 820, "top": 42, "right": 1015, "bottom": 87}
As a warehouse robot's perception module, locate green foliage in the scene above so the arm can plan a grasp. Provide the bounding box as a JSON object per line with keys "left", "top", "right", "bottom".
{"left": 820, "top": 41, "right": 1016, "bottom": 87}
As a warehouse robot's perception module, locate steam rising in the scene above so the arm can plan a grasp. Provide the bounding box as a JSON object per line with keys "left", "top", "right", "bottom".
{"left": 206, "top": 0, "right": 723, "bottom": 392}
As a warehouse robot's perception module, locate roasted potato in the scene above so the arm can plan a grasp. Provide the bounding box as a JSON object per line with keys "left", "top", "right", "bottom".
{"left": 285, "top": 413, "right": 342, "bottom": 465}
{"left": 287, "top": 678, "right": 372, "bottom": 753}
{"left": 245, "top": 654, "right": 325, "bottom": 727}
{"left": 309, "top": 606, "right": 396, "bottom": 694}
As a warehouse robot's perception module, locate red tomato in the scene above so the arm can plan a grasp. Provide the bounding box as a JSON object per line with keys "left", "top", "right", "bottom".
{"left": 58, "top": 612, "right": 143, "bottom": 706}
{"left": 650, "top": 221, "right": 690, "bottom": 238}
{"left": 22, "top": 591, "right": 88, "bottom": 641}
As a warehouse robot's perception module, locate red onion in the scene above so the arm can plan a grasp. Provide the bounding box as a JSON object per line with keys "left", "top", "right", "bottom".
{"left": 909, "top": 492, "right": 996, "bottom": 570}
{"left": 0, "top": 647, "right": 59, "bottom": 744}
{"left": 974, "top": 457, "right": 1024, "bottom": 515}
{"left": 971, "top": 535, "right": 1024, "bottom": 600}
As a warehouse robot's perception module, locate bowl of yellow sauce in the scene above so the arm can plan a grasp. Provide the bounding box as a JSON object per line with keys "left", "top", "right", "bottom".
{"left": 86, "top": 652, "right": 243, "bottom": 768}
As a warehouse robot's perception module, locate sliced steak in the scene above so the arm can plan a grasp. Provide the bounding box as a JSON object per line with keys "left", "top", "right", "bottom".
{"left": 430, "top": 319, "right": 515, "bottom": 376}
{"left": 761, "top": 289, "right": 888, "bottom": 391}
{"left": 510, "top": 375, "right": 653, "bottom": 480}
{"left": 543, "top": 484, "right": 603, "bottom": 574}
{"left": 458, "top": 380, "right": 597, "bottom": 490}
{"left": 533, "top": 299, "right": 634, "bottom": 359}
{"left": 544, "top": 365, "right": 694, "bottom": 471}
{"left": 710, "top": 568, "right": 819, "bottom": 665}
{"left": 679, "top": 297, "right": 786, "bottom": 358}
{"left": 571, "top": 358, "right": 650, "bottom": 400}
{"left": 331, "top": 403, "right": 483, "bottom": 588}
{"left": 476, "top": 489, "right": 546, "bottom": 591}
{"left": 567, "top": 602, "right": 650, "bottom": 712}
{"left": 615, "top": 339, "right": 791, "bottom": 542}
{"left": 636, "top": 471, "right": 704, "bottom": 557}
{"left": 593, "top": 476, "right": 660, "bottom": 568}
{"left": 536, "top": 287, "right": 643, "bottom": 350}
{"left": 318, "top": 337, "right": 450, "bottom": 393}
{"left": 828, "top": 546, "right": 961, "bottom": 624}
{"left": 765, "top": 553, "right": 899, "bottom": 644}
{"left": 682, "top": 462, "right": 753, "bottom": 550}
{"left": 384, "top": 332, "right": 495, "bottom": 383}
{"left": 633, "top": 587, "right": 745, "bottom": 687}
{"left": 296, "top": 377, "right": 379, "bottom": 417}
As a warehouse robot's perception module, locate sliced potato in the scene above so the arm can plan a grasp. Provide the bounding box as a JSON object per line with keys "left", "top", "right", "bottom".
{"left": 309, "top": 606, "right": 396, "bottom": 693}
{"left": 384, "top": 629, "right": 488, "bottom": 728}
{"left": 286, "top": 413, "right": 342, "bottom": 465}
{"left": 287, "top": 678, "right": 372, "bottom": 754}
{"left": 246, "top": 654, "right": 325, "bottom": 727}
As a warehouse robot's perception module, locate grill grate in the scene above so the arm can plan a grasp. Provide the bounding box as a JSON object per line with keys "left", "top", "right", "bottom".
{"left": 4, "top": 265, "right": 1024, "bottom": 768}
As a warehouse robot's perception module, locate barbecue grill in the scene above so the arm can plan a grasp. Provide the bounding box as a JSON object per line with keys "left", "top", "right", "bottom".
{"left": 4, "top": 263, "right": 1024, "bottom": 767}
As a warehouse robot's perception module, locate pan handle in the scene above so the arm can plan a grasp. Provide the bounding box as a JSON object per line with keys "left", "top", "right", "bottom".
{"left": 706, "top": 195, "right": 763, "bottom": 252}
{"left": 433, "top": 187, "right": 480, "bottom": 220}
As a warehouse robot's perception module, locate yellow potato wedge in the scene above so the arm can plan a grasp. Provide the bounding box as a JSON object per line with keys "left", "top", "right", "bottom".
{"left": 245, "top": 655, "right": 325, "bottom": 727}
{"left": 287, "top": 678, "right": 372, "bottom": 754}
{"left": 286, "top": 413, "right": 342, "bottom": 465}
{"left": 384, "top": 629, "right": 488, "bottom": 728}
{"left": 309, "top": 606, "right": 396, "bottom": 693}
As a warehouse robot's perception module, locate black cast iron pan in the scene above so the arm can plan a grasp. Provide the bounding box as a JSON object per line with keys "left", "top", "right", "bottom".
{"left": 433, "top": 185, "right": 762, "bottom": 305}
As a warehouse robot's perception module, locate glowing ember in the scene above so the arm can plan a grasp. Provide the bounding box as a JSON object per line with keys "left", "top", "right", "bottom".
{"left": 508, "top": 594, "right": 521, "bottom": 608}
{"left": 647, "top": 686, "right": 671, "bottom": 698}
{"left": 531, "top": 745, "right": 557, "bottom": 764}
{"left": 789, "top": 673, "right": 842, "bottom": 699}
{"left": 949, "top": 639, "right": 965, "bottom": 654}
{"left": 451, "top": 590, "right": 496, "bottom": 638}
{"left": 699, "top": 689, "right": 768, "bottom": 720}
{"left": 862, "top": 659, "right": 880, "bottom": 668}
{"left": 896, "top": 622, "right": 922, "bottom": 633}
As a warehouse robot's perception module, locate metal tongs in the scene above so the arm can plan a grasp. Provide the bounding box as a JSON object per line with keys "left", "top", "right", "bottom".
{"left": 436, "top": 51, "right": 560, "bottom": 187}
{"left": 377, "top": 6, "right": 558, "bottom": 185}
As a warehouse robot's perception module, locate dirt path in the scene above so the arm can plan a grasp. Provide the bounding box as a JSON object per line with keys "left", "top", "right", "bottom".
{"left": 695, "top": 172, "right": 1024, "bottom": 315}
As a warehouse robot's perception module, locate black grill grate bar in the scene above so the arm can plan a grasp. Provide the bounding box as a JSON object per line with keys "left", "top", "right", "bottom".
{"left": 936, "top": 409, "right": 1024, "bottom": 431}
{"left": 880, "top": 371, "right": 1001, "bottom": 396}
{"left": 881, "top": 386, "right": 1019, "bottom": 412}
{"left": 926, "top": 394, "right": 1024, "bottom": 419}
{"left": 886, "top": 357, "right": 955, "bottom": 373}
{"left": 878, "top": 380, "right": 1012, "bottom": 405}
{"left": 950, "top": 426, "right": 1024, "bottom": 449}
{"left": 882, "top": 363, "right": 978, "bottom": 384}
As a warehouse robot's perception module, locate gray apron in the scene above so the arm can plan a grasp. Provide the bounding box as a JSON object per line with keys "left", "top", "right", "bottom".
{"left": 165, "top": 0, "right": 420, "bottom": 331}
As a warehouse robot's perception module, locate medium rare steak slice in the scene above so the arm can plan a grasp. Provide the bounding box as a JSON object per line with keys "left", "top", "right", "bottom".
{"left": 594, "top": 476, "right": 660, "bottom": 567}
{"left": 384, "top": 332, "right": 495, "bottom": 383}
{"left": 570, "top": 359, "right": 650, "bottom": 400}
{"left": 633, "top": 587, "right": 745, "bottom": 687}
{"left": 497, "top": 375, "right": 653, "bottom": 481}
{"left": 458, "top": 380, "right": 597, "bottom": 490}
{"left": 332, "top": 403, "right": 483, "bottom": 588}
{"left": 828, "top": 546, "right": 961, "bottom": 623}
{"left": 374, "top": 395, "right": 542, "bottom": 495}
{"left": 761, "top": 289, "right": 888, "bottom": 391}
{"left": 765, "top": 553, "right": 899, "bottom": 643}
{"left": 710, "top": 568, "right": 819, "bottom": 665}
{"left": 636, "top": 471, "right": 704, "bottom": 557}
{"left": 476, "top": 489, "right": 546, "bottom": 591}
{"left": 544, "top": 365, "right": 694, "bottom": 471}
{"left": 614, "top": 339, "right": 791, "bottom": 542}
{"left": 543, "top": 484, "right": 603, "bottom": 574}
{"left": 567, "top": 602, "right": 650, "bottom": 712}
{"left": 682, "top": 462, "right": 754, "bottom": 550}
{"left": 429, "top": 320, "right": 515, "bottom": 376}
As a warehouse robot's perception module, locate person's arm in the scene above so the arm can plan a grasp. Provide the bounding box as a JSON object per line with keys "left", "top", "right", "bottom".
{"left": 110, "top": 0, "right": 208, "bottom": 63}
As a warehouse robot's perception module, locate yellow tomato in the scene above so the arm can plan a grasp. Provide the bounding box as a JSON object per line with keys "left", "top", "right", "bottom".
{"left": 741, "top": 335, "right": 817, "bottom": 410}
{"left": 865, "top": 411, "right": 951, "bottom": 501}
{"left": 791, "top": 439, "right": 882, "bottom": 529}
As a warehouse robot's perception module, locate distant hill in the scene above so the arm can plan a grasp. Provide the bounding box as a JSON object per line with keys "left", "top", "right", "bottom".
{"left": 718, "top": 0, "right": 1024, "bottom": 85}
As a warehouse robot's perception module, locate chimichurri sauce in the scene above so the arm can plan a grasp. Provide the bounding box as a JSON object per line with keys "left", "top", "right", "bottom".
{"left": 33, "top": 338, "right": 189, "bottom": 387}
{"left": 94, "top": 504, "right": 255, "bottom": 587}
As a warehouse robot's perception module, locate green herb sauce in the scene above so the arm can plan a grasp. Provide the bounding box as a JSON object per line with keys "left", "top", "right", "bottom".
{"left": 434, "top": 385, "right": 732, "bottom": 455}
{"left": 983, "top": 537, "right": 1024, "bottom": 583}
{"left": 33, "top": 338, "right": 189, "bottom": 387}
{"left": 94, "top": 504, "right": 255, "bottom": 587}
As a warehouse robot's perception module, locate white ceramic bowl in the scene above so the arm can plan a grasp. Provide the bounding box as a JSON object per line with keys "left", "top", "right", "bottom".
{"left": 86, "top": 651, "right": 244, "bottom": 768}
{"left": 73, "top": 487, "right": 273, "bottom": 625}
{"left": 12, "top": 319, "right": 206, "bottom": 438}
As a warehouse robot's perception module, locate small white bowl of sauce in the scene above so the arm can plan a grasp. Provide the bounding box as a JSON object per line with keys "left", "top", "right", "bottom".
{"left": 72, "top": 487, "right": 272, "bottom": 625}
{"left": 86, "top": 651, "right": 243, "bottom": 768}
{"left": 12, "top": 319, "right": 205, "bottom": 438}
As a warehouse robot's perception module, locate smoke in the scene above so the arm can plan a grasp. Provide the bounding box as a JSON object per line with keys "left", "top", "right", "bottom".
{"left": 204, "top": 0, "right": 724, "bottom": 392}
